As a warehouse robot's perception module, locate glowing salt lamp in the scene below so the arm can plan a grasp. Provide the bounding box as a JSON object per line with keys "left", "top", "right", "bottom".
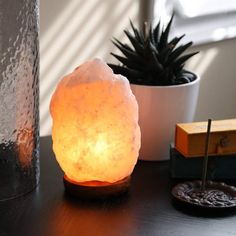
{"left": 50, "top": 58, "right": 141, "bottom": 198}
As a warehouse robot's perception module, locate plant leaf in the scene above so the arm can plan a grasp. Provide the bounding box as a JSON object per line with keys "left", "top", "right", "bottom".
{"left": 159, "top": 46, "right": 172, "bottom": 64}
{"left": 148, "top": 23, "right": 155, "bottom": 45}
{"left": 107, "top": 64, "right": 130, "bottom": 79}
{"left": 159, "top": 14, "right": 174, "bottom": 51}
{"left": 168, "top": 34, "right": 185, "bottom": 50}
{"left": 129, "top": 19, "right": 143, "bottom": 43}
{"left": 112, "top": 38, "right": 133, "bottom": 52}
{"left": 153, "top": 21, "right": 160, "bottom": 47}
{"left": 111, "top": 53, "right": 143, "bottom": 70}
{"left": 151, "top": 52, "right": 163, "bottom": 72}
{"left": 124, "top": 30, "right": 145, "bottom": 55}
{"left": 166, "top": 42, "right": 193, "bottom": 65}
{"left": 111, "top": 39, "right": 143, "bottom": 64}
{"left": 174, "top": 51, "right": 199, "bottom": 68}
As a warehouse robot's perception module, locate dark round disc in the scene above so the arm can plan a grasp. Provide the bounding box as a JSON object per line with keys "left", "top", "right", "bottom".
{"left": 172, "top": 180, "right": 236, "bottom": 209}
{"left": 63, "top": 175, "right": 131, "bottom": 199}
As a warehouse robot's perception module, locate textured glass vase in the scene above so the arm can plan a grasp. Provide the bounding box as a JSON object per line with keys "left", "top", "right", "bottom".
{"left": 0, "top": 0, "right": 39, "bottom": 201}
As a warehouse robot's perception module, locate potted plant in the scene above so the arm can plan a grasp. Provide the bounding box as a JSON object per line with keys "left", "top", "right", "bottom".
{"left": 108, "top": 16, "right": 200, "bottom": 161}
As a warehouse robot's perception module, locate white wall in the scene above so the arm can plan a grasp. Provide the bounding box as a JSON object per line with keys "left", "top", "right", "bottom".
{"left": 40, "top": 0, "right": 236, "bottom": 136}
{"left": 186, "top": 38, "right": 236, "bottom": 122}
{"left": 40, "top": 0, "right": 139, "bottom": 136}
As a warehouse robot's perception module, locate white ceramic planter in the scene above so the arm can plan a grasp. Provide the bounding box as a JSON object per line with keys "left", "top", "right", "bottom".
{"left": 131, "top": 74, "right": 200, "bottom": 161}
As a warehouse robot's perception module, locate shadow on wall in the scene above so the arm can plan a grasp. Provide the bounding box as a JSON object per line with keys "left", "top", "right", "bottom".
{"left": 40, "top": 0, "right": 236, "bottom": 136}
{"left": 186, "top": 38, "right": 236, "bottom": 122}
{"left": 40, "top": 0, "right": 139, "bottom": 136}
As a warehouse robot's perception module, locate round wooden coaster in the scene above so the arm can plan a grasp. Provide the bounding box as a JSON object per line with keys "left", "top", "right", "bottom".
{"left": 63, "top": 175, "right": 131, "bottom": 199}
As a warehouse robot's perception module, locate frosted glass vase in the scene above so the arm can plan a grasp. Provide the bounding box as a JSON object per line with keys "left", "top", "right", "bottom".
{"left": 0, "top": 0, "right": 39, "bottom": 201}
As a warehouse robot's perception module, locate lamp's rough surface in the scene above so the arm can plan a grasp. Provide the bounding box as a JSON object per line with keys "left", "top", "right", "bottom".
{"left": 50, "top": 58, "right": 140, "bottom": 184}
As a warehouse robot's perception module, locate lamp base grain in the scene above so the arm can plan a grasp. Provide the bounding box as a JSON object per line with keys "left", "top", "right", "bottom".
{"left": 63, "top": 175, "right": 130, "bottom": 199}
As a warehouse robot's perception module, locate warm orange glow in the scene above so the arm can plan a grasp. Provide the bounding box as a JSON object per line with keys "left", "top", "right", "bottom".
{"left": 17, "top": 128, "right": 34, "bottom": 168}
{"left": 50, "top": 59, "right": 140, "bottom": 183}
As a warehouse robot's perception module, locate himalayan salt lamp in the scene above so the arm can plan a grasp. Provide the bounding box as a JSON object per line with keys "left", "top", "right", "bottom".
{"left": 50, "top": 58, "right": 141, "bottom": 198}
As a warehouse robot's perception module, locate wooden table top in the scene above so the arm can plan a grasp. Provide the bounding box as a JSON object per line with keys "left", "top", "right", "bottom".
{"left": 1, "top": 136, "right": 236, "bottom": 236}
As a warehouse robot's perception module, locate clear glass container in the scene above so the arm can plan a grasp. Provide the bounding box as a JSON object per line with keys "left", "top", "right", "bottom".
{"left": 0, "top": 0, "right": 39, "bottom": 201}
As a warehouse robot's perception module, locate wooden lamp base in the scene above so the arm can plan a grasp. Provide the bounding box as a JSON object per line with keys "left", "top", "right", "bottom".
{"left": 63, "top": 175, "right": 131, "bottom": 199}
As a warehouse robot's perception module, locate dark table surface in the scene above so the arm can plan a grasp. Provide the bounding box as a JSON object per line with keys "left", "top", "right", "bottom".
{"left": 1, "top": 136, "right": 236, "bottom": 236}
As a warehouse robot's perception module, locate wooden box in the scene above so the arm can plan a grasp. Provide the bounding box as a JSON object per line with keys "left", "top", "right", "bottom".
{"left": 175, "top": 119, "right": 236, "bottom": 157}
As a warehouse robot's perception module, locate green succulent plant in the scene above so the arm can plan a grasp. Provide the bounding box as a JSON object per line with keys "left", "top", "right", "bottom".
{"left": 108, "top": 16, "right": 199, "bottom": 86}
